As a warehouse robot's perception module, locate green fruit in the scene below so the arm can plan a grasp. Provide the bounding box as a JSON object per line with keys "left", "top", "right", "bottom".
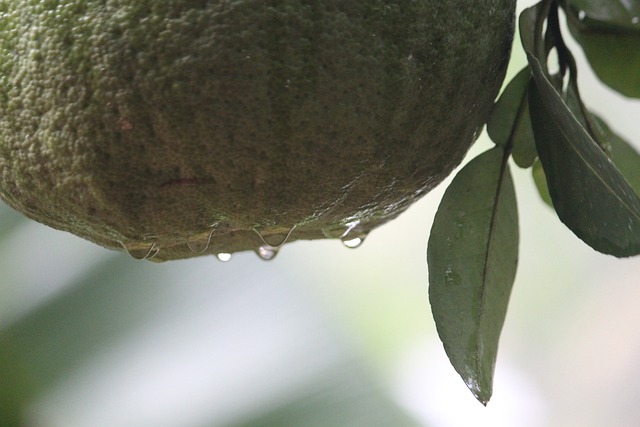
{"left": 0, "top": 1, "right": 515, "bottom": 261}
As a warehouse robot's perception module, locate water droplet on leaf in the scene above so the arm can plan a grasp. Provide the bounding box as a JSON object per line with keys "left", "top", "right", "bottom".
{"left": 444, "top": 268, "right": 462, "bottom": 287}
{"left": 454, "top": 212, "right": 465, "bottom": 239}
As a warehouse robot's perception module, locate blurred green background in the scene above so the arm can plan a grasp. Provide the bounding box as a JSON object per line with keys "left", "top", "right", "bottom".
{"left": 1, "top": 2, "right": 639, "bottom": 426}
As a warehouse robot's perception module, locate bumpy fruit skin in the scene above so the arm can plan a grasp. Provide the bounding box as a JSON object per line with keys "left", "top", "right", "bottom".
{"left": 0, "top": 1, "right": 515, "bottom": 261}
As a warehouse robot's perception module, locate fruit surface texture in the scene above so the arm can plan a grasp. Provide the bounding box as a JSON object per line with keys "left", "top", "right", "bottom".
{"left": 0, "top": 1, "right": 515, "bottom": 260}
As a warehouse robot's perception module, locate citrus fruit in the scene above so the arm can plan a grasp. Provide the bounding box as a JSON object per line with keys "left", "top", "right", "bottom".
{"left": 0, "top": 1, "right": 516, "bottom": 261}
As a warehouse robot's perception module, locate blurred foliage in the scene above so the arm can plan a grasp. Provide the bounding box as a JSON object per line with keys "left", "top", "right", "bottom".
{"left": 0, "top": 200, "right": 419, "bottom": 427}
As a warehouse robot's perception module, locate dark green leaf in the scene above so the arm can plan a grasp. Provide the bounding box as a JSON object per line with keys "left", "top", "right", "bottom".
{"left": 565, "top": 0, "right": 640, "bottom": 98}
{"left": 592, "top": 115, "right": 640, "bottom": 196}
{"left": 532, "top": 159, "right": 553, "bottom": 207}
{"left": 428, "top": 147, "right": 518, "bottom": 405}
{"left": 487, "top": 68, "right": 538, "bottom": 168}
{"left": 567, "top": 0, "right": 640, "bottom": 31}
{"left": 519, "top": 2, "right": 550, "bottom": 76}
{"left": 527, "top": 80, "right": 640, "bottom": 256}
{"left": 487, "top": 68, "right": 529, "bottom": 147}
{"left": 562, "top": 76, "right": 594, "bottom": 130}
{"left": 563, "top": 82, "right": 640, "bottom": 196}
{"left": 510, "top": 99, "right": 537, "bottom": 168}
{"left": 521, "top": 2, "right": 640, "bottom": 257}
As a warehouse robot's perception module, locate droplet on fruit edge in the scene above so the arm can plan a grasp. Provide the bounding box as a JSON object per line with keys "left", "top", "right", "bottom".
{"left": 121, "top": 241, "right": 160, "bottom": 260}
{"left": 341, "top": 236, "right": 365, "bottom": 249}
{"left": 216, "top": 253, "right": 232, "bottom": 262}
{"left": 256, "top": 245, "right": 279, "bottom": 261}
{"left": 340, "top": 221, "right": 368, "bottom": 249}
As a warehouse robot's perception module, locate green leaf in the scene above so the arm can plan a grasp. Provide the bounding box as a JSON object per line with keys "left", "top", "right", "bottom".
{"left": 487, "top": 67, "right": 538, "bottom": 168}
{"left": 520, "top": 6, "right": 640, "bottom": 257}
{"left": 563, "top": 82, "right": 640, "bottom": 197}
{"left": 592, "top": 115, "right": 640, "bottom": 196}
{"left": 532, "top": 159, "right": 553, "bottom": 207}
{"left": 565, "top": 0, "right": 640, "bottom": 98}
{"left": 566, "top": 0, "right": 640, "bottom": 31}
{"left": 510, "top": 97, "right": 537, "bottom": 169}
{"left": 428, "top": 147, "right": 518, "bottom": 405}
{"left": 521, "top": 2, "right": 640, "bottom": 257}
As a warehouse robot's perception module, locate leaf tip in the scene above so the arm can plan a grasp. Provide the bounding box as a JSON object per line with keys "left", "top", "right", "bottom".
{"left": 463, "top": 374, "right": 492, "bottom": 406}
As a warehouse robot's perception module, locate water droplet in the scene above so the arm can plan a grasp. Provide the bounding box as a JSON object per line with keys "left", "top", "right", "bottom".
{"left": 445, "top": 237, "right": 454, "bottom": 249}
{"left": 342, "top": 237, "right": 364, "bottom": 249}
{"left": 186, "top": 228, "right": 215, "bottom": 253}
{"left": 256, "top": 245, "right": 279, "bottom": 261}
{"left": 444, "top": 268, "right": 462, "bottom": 287}
{"left": 454, "top": 212, "right": 465, "bottom": 239}
{"left": 339, "top": 221, "right": 368, "bottom": 249}
{"left": 120, "top": 241, "right": 160, "bottom": 260}
{"left": 217, "top": 253, "right": 232, "bottom": 262}
{"left": 578, "top": 10, "right": 586, "bottom": 21}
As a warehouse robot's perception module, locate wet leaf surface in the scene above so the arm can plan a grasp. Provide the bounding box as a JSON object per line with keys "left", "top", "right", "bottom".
{"left": 428, "top": 147, "right": 518, "bottom": 405}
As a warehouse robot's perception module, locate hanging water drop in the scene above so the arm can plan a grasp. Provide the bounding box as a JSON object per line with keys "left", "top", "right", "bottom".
{"left": 256, "top": 245, "right": 279, "bottom": 261}
{"left": 217, "top": 253, "right": 232, "bottom": 262}
{"left": 340, "top": 221, "right": 368, "bottom": 249}
{"left": 342, "top": 237, "right": 364, "bottom": 249}
{"left": 121, "top": 241, "right": 160, "bottom": 260}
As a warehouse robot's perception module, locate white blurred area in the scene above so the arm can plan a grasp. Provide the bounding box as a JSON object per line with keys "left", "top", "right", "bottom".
{"left": 1, "top": 1, "right": 640, "bottom": 426}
